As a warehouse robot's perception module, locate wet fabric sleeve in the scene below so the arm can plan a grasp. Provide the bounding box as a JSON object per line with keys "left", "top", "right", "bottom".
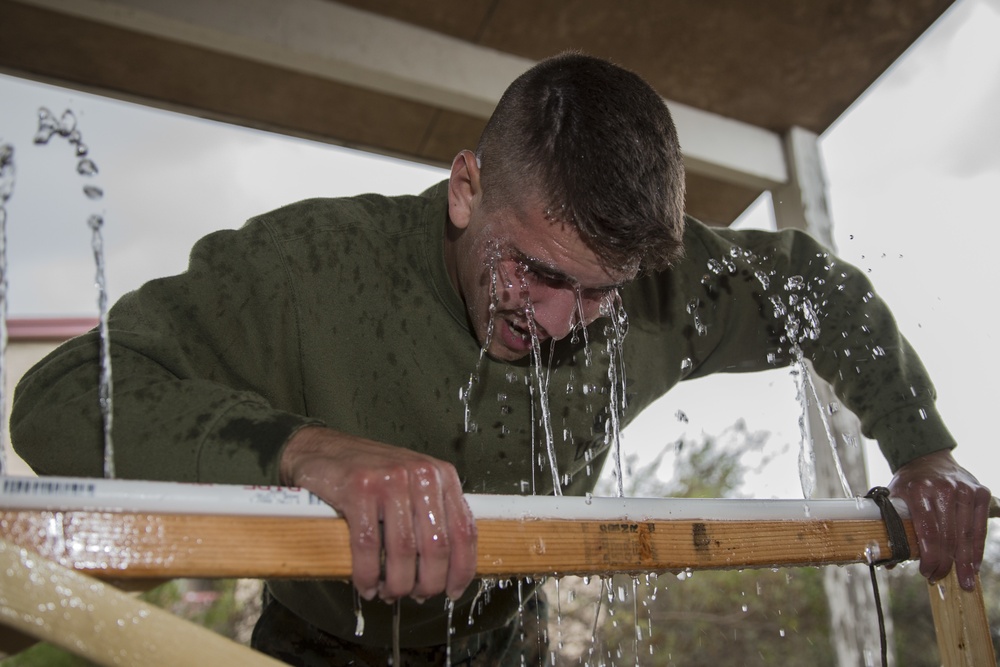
{"left": 11, "top": 218, "right": 322, "bottom": 484}
{"left": 671, "top": 219, "right": 956, "bottom": 472}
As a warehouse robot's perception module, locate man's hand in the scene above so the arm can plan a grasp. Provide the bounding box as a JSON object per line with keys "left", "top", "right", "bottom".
{"left": 888, "top": 449, "right": 991, "bottom": 591}
{"left": 279, "top": 426, "right": 477, "bottom": 603}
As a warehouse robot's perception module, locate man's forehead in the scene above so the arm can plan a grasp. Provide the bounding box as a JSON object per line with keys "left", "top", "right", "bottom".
{"left": 483, "top": 196, "right": 640, "bottom": 285}
{"left": 504, "top": 239, "right": 637, "bottom": 289}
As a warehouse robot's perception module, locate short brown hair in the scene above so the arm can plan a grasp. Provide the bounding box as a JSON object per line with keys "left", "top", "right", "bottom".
{"left": 476, "top": 52, "right": 686, "bottom": 272}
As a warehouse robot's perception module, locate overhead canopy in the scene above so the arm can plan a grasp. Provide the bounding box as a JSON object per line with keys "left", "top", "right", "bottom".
{"left": 0, "top": 0, "right": 955, "bottom": 225}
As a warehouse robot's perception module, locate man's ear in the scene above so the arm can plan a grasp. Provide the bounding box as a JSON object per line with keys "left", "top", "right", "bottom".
{"left": 448, "top": 150, "right": 481, "bottom": 231}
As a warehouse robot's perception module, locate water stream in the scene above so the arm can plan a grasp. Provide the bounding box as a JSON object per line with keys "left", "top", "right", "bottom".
{"left": 32, "top": 108, "right": 116, "bottom": 479}
{"left": 602, "top": 291, "right": 629, "bottom": 498}
{"left": 0, "top": 141, "right": 14, "bottom": 476}
{"left": 699, "top": 244, "right": 854, "bottom": 498}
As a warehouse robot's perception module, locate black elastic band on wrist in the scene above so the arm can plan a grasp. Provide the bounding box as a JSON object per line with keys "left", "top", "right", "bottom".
{"left": 864, "top": 485, "right": 912, "bottom": 667}
{"left": 865, "top": 485, "right": 911, "bottom": 565}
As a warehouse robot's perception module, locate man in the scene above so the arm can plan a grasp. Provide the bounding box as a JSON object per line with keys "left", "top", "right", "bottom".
{"left": 11, "top": 53, "right": 990, "bottom": 664}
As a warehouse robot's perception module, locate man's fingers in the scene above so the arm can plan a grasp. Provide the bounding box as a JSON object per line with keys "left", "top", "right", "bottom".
{"left": 951, "top": 486, "right": 992, "bottom": 590}
{"left": 379, "top": 477, "right": 418, "bottom": 601}
{"left": 347, "top": 495, "right": 383, "bottom": 601}
{"left": 280, "top": 429, "right": 478, "bottom": 603}
{"left": 443, "top": 483, "right": 478, "bottom": 601}
{"left": 410, "top": 466, "right": 452, "bottom": 601}
{"left": 952, "top": 485, "right": 979, "bottom": 590}
{"left": 905, "top": 484, "right": 951, "bottom": 583}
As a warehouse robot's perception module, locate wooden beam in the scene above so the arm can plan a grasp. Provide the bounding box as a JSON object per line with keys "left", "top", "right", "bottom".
{"left": 1, "top": 492, "right": 995, "bottom": 664}
{"left": 0, "top": 537, "right": 284, "bottom": 666}
{"left": 928, "top": 569, "right": 997, "bottom": 667}
{"left": 8, "top": 0, "right": 788, "bottom": 188}
{"left": 0, "top": 509, "right": 918, "bottom": 579}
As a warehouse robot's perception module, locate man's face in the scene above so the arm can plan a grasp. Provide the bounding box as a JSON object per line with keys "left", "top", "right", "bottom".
{"left": 449, "top": 196, "right": 635, "bottom": 362}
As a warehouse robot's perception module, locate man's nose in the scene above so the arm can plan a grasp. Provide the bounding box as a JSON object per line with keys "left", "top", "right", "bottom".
{"left": 530, "top": 284, "right": 582, "bottom": 341}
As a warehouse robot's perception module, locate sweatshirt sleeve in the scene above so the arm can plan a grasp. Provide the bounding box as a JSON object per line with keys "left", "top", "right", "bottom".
{"left": 674, "top": 218, "right": 955, "bottom": 472}
{"left": 11, "top": 217, "right": 322, "bottom": 484}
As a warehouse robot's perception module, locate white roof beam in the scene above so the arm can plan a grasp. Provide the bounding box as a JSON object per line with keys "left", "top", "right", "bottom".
{"left": 13, "top": 0, "right": 789, "bottom": 187}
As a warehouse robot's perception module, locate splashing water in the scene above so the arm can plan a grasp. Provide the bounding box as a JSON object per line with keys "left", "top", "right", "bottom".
{"left": 780, "top": 270, "right": 852, "bottom": 497}
{"left": 34, "top": 108, "right": 116, "bottom": 478}
{"left": 798, "top": 353, "right": 852, "bottom": 497}
{"left": 698, "top": 245, "right": 854, "bottom": 498}
{"left": 352, "top": 588, "right": 365, "bottom": 637}
{"left": 467, "top": 579, "right": 492, "bottom": 627}
{"left": 571, "top": 287, "right": 593, "bottom": 366}
{"left": 461, "top": 250, "right": 634, "bottom": 499}
{"left": 523, "top": 291, "right": 561, "bottom": 496}
{"left": 89, "top": 214, "right": 115, "bottom": 479}
{"left": 792, "top": 364, "right": 817, "bottom": 498}
{"left": 0, "top": 141, "right": 14, "bottom": 476}
{"left": 444, "top": 597, "right": 455, "bottom": 666}
{"left": 603, "top": 291, "right": 629, "bottom": 497}
{"left": 391, "top": 600, "right": 401, "bottom": 666}
{"left": 462, "top": 242, "right": 505, "bottom": 434}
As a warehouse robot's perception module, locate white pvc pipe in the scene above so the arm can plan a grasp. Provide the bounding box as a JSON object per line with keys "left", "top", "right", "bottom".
{"left": 0, "top": 474, "right": 908, "bottom": 522}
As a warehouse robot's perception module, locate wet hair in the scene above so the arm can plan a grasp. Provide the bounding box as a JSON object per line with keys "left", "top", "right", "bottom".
{"left": 476, "top": 52, "right": 686, "bottom": 272}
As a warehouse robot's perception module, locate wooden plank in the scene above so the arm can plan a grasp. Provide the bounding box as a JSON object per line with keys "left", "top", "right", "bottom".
{"left": 0, "top": 537, "right": 285, "bottom": 666}
{"left": 928, "top": 569, "right": 997, "bottom": 667}
{"left": 0, "top": 509, "right": 919, "bottom": 579}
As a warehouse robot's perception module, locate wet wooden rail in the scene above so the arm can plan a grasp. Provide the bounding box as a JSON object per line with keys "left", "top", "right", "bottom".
{"left": 1, "top": 492, "right": 996, "bottom": 666}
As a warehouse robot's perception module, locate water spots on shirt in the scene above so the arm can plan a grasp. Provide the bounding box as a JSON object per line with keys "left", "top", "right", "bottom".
{"left": 218, "top": 414, "right": 304, "bottom": 469}
{"left": 184, "top": 411, "right": 214, "bottom": 441}
{"left": 306, "top": 242, "right": 324, "bottom": 274}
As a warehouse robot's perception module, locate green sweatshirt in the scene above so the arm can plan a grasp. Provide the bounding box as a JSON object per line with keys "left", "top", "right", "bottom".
{"left": 10, "top": 181, "right": 953, "bottom": 647}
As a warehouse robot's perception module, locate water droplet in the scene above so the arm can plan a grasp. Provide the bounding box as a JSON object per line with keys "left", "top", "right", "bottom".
{"left": 83, "top": 184, "right": 104, "bottom": 200}
{"left": 0, "top": 144, "right": 15, "bottom": 203}
{"left": 77, "top": 158, "right": 98, "bottom": 176}
{"left": 785, "top": 275, "right": 804, "bottom": 291}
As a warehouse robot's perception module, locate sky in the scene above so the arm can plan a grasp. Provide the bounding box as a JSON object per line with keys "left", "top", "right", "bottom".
{"left": 0, "top": 0, "right": 998, "bottom": 500}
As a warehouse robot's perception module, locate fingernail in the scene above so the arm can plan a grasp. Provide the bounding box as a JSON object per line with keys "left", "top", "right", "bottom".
{"left": 359, "top": 587, "right": 377, "bottom": 601}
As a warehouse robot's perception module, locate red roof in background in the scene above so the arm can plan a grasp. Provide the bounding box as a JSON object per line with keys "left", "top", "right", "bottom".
{"left": 6, "top": 317, "right": 98, "bottom": 341}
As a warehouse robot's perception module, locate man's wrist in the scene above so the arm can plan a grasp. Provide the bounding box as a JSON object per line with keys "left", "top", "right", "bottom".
{"left": 279, "top": 424, "right": 330, "bottom": 485}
